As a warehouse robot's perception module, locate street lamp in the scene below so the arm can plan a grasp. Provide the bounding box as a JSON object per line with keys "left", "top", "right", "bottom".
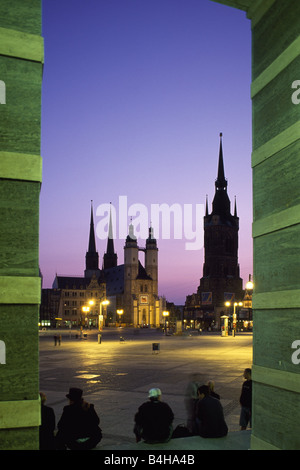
{"left": 163, "top": 311, "right": 169, "bottom": 335}
{"left": 99, "top": 300, "right": 109, "bottom": 331}
{"left": 81, "top": 305, "right": 90, "bottom": 327}
{"left": 117, "top": 309, "right": 124, "bottom": 327}
{"left": 233, "top": 302, "right": 243, "bottom": 332}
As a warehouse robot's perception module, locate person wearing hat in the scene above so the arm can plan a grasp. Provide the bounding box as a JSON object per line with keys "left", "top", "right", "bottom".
{"left": 56, "top": 388, "right": 102, "bottom": 450}
{"left": 133, "top": 388, "right": 174, "bottom": 444}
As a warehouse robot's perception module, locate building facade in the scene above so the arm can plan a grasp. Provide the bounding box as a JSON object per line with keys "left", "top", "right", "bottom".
{"left": 43, "top": 203, "right": 161, "bottom": 327}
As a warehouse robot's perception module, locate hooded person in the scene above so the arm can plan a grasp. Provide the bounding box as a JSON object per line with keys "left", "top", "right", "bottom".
{"left": 56, "top": 388, "right": 102, "bottom": 450}
{"left": 133, "top": 388, "right": 174, "bottom": 444}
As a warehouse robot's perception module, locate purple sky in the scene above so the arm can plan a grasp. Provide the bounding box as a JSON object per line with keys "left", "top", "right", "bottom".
{"left": 40, "top": 0, "right": 253, "bottom": 304}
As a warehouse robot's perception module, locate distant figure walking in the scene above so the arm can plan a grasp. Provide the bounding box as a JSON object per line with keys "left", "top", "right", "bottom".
{"left": 239, "top": 368, "right": 252, "bottom": 430}
{"left": 196, "top": 385, "right": 228, "bottom": 438}
{"left": 39, "top": 392, "right": 56, "bottom": 450}
{"left": 134, "top": 388, "right": 174, "bottom": 444}
{"left": 56, "top": 388, "right": 102, "bottom": 450}
{"left": 184, "top": 374, "right": 200, "bottom": 434}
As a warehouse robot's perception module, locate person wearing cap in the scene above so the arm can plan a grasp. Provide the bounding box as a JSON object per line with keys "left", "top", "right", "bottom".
{"left": 56, "top": 388, "right": 102, "bottom": 450}
{"left": 133, "top": 388, "right": 174, "bottom": 444}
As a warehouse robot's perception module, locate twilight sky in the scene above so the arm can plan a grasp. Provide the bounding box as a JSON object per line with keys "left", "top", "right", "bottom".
{"left": 40, "top": 0, "right": 253, "bottom": 304}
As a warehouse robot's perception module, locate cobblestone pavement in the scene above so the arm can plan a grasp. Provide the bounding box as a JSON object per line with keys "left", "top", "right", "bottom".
{"left": 39, "top": 328, "right": 253, "bottom": 449}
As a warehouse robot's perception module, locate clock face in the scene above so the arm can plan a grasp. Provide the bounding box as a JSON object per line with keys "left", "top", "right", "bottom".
{"left": 140, "top": 295, "right": 148, "bottom": 304}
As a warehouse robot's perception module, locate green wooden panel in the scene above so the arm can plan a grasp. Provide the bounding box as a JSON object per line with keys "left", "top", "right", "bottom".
{"left": 252, "top": 0, "right": 300, "bottom": 80}
{"left": 252, "top": 382, "right": 300, "bottom": 450}
{"left": 0, "top": 180, "right": 40, "bottom": 277}
{"left": 252, "top": 56, "right": 300, "bottom": 150}
{"left": 0, "top": 0, "right": 41, "bottom": 35}
{"left": 0, "top": 305, "right": 39, "bottom": 402}
{"left": 253, "top": 309, "right": 300, "bottom": 373}
{"left": 0, "top": 151, "right": 42, "bottom": 182}
{"left": 0, "top": 27, "right": 44, "bottom": 62}
{"left": 253, "top": 139, "right": 300, "bottom": 221}
{"left": 253, "top": 225, "right": 300, "bottom": 293}
{"left": 0, "top": 55, "right": 42, "bottom": 154}
{"left": 0, "top": 427, "right": 39, "bottom": 450}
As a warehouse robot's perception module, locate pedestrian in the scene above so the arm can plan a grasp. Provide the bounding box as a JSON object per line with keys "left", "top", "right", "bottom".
{"left": 57, "top": 334, "right": 61, "bottom": 346}
{"left": 134, "top": 388, "right": 174, "bottom": 444}
{"left": 54, "top": 335, "right": 57, "bottom": 346}
{"left": 195, "top": 385, "right": 228, "bottom": 438}
{"left": 39, "top": 392, "right": 56, "bottom": 450}
{"left": 239, "top": 368, "right": 252, "bottom": 430}
{"left": 184, "top": 374, "right": 200, "bottom": 434}
{"left": 56, "top": 387, "right": 102, "bottom": 450}
{"left": 207, "top": 380, "right": 220, "bottom": 400}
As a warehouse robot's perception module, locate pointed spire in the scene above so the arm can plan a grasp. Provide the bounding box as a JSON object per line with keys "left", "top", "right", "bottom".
{"left": 215, "top": 133, "right": 227, "bottom": 191}
{"left": 205, "top": 195, "right": 209, "bottom": 216}
{"left": 85, "top": 200, "right": 100, "bottom": 275}
{"left": 103, "top": 202, "right": 118, "bottom": 269}
{"left": 234, "top": 196, "right": 237, "bottom": 217}
{"left": 88, "top": 200, "right": 96, "bottom": 253}
{"left": 106, "top": 202, "right": 115, "bottom": 253}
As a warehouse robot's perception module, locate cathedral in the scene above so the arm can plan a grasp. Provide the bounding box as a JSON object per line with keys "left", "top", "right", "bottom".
{"left": 184, "top": 134, "right": 244, "bottom": 328}
{"left": 52, "top": 204, "right": 161, "bottom": 328}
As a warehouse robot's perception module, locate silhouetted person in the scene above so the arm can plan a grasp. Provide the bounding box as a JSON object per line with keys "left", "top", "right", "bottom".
{"left": 134, "top": 388, "right": 174, "bottom": 444}
{"left": 56, "top": 388, "right": 102, "bottom": 450}
{"left": 39, "top": 392, "right": 56, "bottom": 450}
{"left": 239, "top": 368, "right": 252, "bottom": 430}
{"left": 196, "top": 385, "right": 228, "bottom": 438}
{"left": 207, "top": 380, "right": 220, "bottom": 400}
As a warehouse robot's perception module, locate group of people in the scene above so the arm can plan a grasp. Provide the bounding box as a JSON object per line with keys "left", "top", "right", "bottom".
{"left": 39, "top": 368, "right": 252, "bottom": 450}
{"left": 39, "top": 388, "right": 102, "bottom": 450}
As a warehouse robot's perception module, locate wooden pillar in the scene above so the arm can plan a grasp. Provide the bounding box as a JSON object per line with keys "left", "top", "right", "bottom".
{"left": 0, "top": 0, "right": 43, "bottom": 450}
{"left": 212, "top": 0, "right": 300, "bottom": 450}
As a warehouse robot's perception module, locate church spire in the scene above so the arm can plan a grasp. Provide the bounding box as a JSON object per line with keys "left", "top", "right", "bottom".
{"left": 103, "top": 203, "right": 118, "bottom": 269}
{"left": 215, "top": 133, "right": 227, "bottom": 191}
{"left": 212, "top": 133, "right": 231, "bottom": 218}
{"left": 88, "top": 200, "right": 96, "bottom": 253}
{"left": 85, "top": 201, "right": 100, "bottom": 277}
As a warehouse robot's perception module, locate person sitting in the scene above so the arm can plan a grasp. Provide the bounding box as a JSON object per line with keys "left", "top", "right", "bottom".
{"left": 196, "top": 385, "right": 228, "bottom": 438}
{"left": 56, "top": 387, "right": 102, "bottom": 450}
{"left": 134, "top": 388, "right": 174, "bottom": 444}
{"left": 207, "top": 380, "right": 220, "bottom": 400}
{"left": 39, "top": 392, "right": 56, "bottom": 450}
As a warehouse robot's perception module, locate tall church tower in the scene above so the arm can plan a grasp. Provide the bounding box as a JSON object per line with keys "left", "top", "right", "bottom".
{"left": 84, "top": 201, "right": 101, "bottom": 279}
{"left": 123, "top": 222, "right": 139, "bottom": 323}
{"left": 145, "top": 226, "right": 158, "bottom": 290}
{"left": 197, "top": 134, "right": 243, "bottom": 315}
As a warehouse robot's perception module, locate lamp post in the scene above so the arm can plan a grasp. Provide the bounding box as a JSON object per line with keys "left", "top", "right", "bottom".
{"left": 233, "top": 302, "right": 243, "bottom": 332}
{"left": 99, "top": 300, "right": 109, "bottom": 331}
{"left": 117, "top": 309, "right": 124, "bottom": 327}
{"left": 163, "top": 311, "right": 169, "bottom": 335}
{"left": 81, "top": 305, "right": 90, "bottom": 327}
